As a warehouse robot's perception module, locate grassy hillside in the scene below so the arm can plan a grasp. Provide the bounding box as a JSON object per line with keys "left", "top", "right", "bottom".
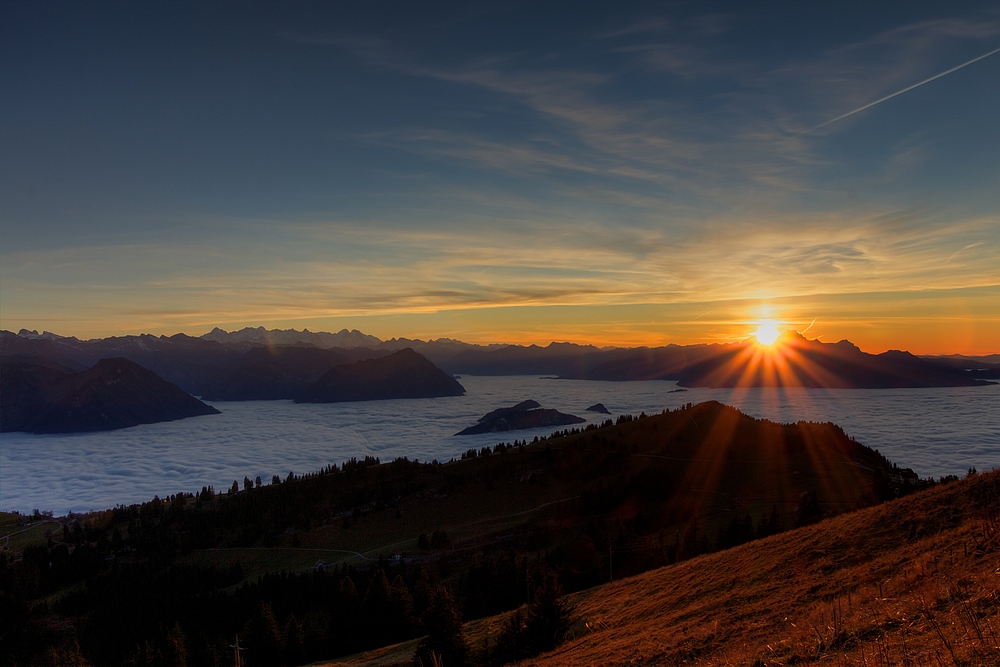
{"left": 325, "top": 469, "right": 1000, "bottom": 667}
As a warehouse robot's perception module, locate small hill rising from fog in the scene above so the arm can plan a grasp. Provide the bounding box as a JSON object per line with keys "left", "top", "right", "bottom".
{"left": 0, "top": 357, "right": 219, "bottom": 433}
{"left": 296, "top": 348, "right": 466, "bottom": 402}
{"left": 455, "top": 399, "right": 585, "bottom": 435}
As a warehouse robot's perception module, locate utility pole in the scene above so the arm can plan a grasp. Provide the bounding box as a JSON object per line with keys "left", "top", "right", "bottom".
{"left": 230, "top": 634, "right": 245, "bottom": 667}
{"left": 609, "top": 543, "right": 613, "bottom": 583}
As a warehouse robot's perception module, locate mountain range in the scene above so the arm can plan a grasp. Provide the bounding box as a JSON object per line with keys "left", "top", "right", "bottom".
{"left": 0, "top": 329, "right": 473, "bottom": 433}
{"left": 3, "top": 325, "right": 995, "bottom": 407}
{"left": 672, "top": 331, "right": 998, "bottom": 388}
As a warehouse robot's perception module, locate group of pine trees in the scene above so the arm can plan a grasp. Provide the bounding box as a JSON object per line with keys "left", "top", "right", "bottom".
{"left": 2, "top": 536, "right": 569, "bottom": 667}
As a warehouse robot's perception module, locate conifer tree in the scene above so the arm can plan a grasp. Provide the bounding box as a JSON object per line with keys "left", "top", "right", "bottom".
{"left": 415, "top": 587, "right": 467, "bottom": 667}
{"left": 523, "top": 572, "right": 568, "bottom": 652}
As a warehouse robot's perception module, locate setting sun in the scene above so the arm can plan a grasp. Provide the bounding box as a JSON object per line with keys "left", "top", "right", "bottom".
{"left": 754, "top": 320, "right": 782, "bottom": 345}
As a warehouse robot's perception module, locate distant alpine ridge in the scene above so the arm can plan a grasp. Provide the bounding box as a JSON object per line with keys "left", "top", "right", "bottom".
{"left": 2, "top": 324, "right": 996, "bottom": 415}
{"left": 201, "top": 326, "right": 382, "bottom": 350}
{"left": 1, "top": 329, "right": 470, "bottom": 433}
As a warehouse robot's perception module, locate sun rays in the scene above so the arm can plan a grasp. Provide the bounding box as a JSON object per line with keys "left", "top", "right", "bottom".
{"left": 693, "top": 324, "right": 853, "bottom": 389}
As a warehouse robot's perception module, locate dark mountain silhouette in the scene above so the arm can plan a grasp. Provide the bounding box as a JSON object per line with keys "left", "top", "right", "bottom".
{"left": 3, "top": 328, "right": 994, "bottom": 392}
{"left": 0, "top": 360, "right": 79, "bottom": 432}
{"left": 1, "top": 331, "right": 90, "bottom": 371}
{"left": 199, "top": 345, "right": 388, "bottom": 401}
{"left": 676, "top": 332, "right": 996, "bottom": 388}
{"left": 444, "top": 342, "right": 625, "bottom": 377}
{"left": 456, "top": 400, "right": 585, "bottom": 435}
{"left": 442, "top": 337, "right": 997, "bottom": 388}
{"left": 1, "top": 330, "right": 242, "bottom": 395}
{"left": 296, "top": 348, "right": 465, "bottom": 403}
{"left": 586, "top": 402, "right": 611, "bottom": 414}
{"left": 922, "top": 352, "right": 1000, "bottom": 366}
{"left": 377, "top": 336, "right": 508, "bottom": 366}
{"left": 0, "top": 357, "right": 219, "bottom": 433}
{"left": 83, "top": 334, "right": 245, "bottom": 395}
{"left": 582, "top": 344, "right": 723, "bottom": 380}
{"left": 919, "top": 354, "right": 1000, "bottom": 379}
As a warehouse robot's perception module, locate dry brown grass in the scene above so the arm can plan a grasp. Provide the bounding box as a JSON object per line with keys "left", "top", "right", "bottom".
{"left": 529, "top": 473, "right": 1000, "bottom": 667}
{"left": 322, "top": 472, "right": 1000, "bottom": 667}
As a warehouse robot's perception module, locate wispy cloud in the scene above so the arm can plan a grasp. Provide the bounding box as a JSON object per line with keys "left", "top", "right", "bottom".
{"left": 807, "top": 44, "right": 1000, "bottom": 133}
{"left": 767, "top": 17, "right": 1000, "bottom": 133}
{"left": 4, "top": 207, "right": 997, "bottom": 334}
{"left": 305, "top": 13, "right": 998, "bottom": 209}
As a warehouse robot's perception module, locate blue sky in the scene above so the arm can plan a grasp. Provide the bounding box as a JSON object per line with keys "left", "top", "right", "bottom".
{"left": 2, "top": 1, "right": 998, "bottom": 352}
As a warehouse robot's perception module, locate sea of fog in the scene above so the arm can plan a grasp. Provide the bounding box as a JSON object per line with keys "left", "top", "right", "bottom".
{"left": 2, "top": 376, "right": 999, "bottom": 514}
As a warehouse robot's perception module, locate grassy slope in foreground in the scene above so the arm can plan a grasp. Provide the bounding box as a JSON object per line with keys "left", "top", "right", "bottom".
{"left": 325, "top": 470, "right": 1000, "bottom": 667}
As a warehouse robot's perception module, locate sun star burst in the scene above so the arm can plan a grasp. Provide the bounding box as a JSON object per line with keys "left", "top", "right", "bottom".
{"left": 754, "top": 320, "right": 781, "bottom": 346}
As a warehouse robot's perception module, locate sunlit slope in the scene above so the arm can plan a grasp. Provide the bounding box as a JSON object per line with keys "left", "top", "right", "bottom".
{"left": 525, "top": 471, "right": 1000, "bottom": 666}
{"left": 323, "top": 471, "right": 1000, "bottom": 667}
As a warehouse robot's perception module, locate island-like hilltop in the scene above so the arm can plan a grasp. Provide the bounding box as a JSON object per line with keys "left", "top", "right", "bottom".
{"left": 0, "top": 357, "right": 219, "bottom": 433}
{"left": 297, "top": 348, "right": 465, "bottom": 403}
{"left": 455, "top": 399, "right": 585, "bottom": 435}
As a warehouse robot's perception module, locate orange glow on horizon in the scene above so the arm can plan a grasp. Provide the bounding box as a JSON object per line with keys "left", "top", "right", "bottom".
{"left": 7, "top": 292, "right": 998, "bottom": 356}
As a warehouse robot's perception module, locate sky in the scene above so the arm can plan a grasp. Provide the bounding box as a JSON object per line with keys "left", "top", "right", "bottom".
{"left": 2, "top": 1, "right": 999, "bottom": 354}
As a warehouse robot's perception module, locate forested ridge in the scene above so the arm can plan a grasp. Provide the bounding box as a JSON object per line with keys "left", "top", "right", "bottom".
{"left": 0, "top": 401, "right": 933, "bottom": 666}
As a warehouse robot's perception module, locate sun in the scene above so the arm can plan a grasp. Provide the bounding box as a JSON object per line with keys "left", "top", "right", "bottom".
{"left": 754, "top": 319, "right": 781, "bottom": 346}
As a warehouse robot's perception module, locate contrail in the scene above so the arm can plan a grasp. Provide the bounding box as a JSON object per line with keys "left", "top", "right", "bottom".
{"left": 807, "top": 45, "right": 1000, "bottom": 133}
